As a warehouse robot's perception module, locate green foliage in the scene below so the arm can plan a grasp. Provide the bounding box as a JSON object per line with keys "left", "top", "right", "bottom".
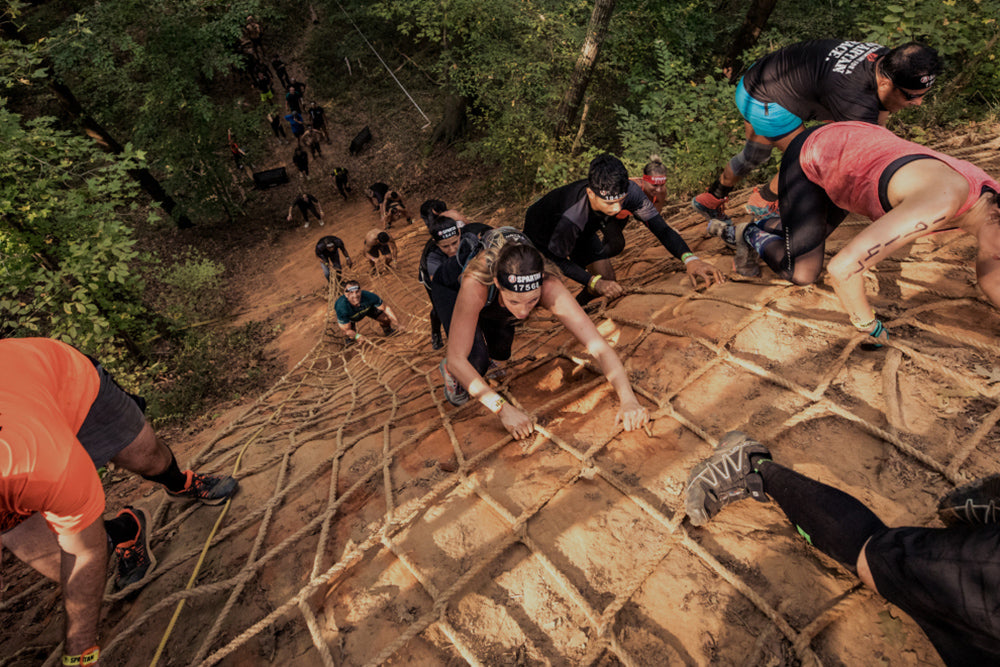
{"left": 46, "top": 0, "right": 275, "bottom": 222}
{"left": 156, "top": 252, "right": 226, "bottom": 324}
{"left": 615, "top": 41, "right": 747, "bottom": 196}
{"left": 368, "top": 0, "right": 583, "bottom": 191}
{"left": 854, "top": 0, "right": 1000, "bottom": 118}
{"left": 144, "top": 321, "right": 278, "bottom": 423}
{"left": 0, "top": 107, "right": 151, "bottom": 355}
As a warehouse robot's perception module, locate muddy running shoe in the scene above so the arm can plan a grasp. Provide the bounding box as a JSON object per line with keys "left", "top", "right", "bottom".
{"left": 431, "top": 330, "right": 444, "bottom": 351}
{"left": 113, "top": 507, "right": 157, "bottom": 592}
{"left": 937, "top": 474, "right": 1000, "bottom": 526}
{"left": 166, "top": 470, "right": 239, "bottom": 505}
{"left": 439, "top": 359, "right": 469, "bottom": 406}
{"left": 745, "top": 186, "right": 779, "bottom": 218}
{"left": 685, "top": 431, "right": 771, "bottom": 526}
{"left": 706, "top": 219, "right": 736, "bottom": 250}
{"left": 485, "top": 360, "right": 506, "bottom": 381}
{"left": 733, "top": 222, "right": 762, "bottom": 277}
{"left": 692, "top": 192, "right": 732, "bottom": 224}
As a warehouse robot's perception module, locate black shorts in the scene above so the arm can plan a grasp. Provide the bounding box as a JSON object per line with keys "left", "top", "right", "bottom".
{"left": 76, "top": 363, "right": 147, "bottom": 468}
{"left": 866, "top": 525, "right": 1000, "bottom": 665}
{"left": 570, "top": 221, "right": 627, "bottom": 268}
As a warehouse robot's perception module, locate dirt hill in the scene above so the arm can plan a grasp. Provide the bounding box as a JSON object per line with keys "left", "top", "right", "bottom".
{"left": 3, "top": 84, "right": 1000, "bottom": 665}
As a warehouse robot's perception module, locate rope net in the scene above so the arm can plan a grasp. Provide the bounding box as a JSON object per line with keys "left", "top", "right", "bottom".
{"left": 2, "top": 136, "right": 999, "bottom": 666}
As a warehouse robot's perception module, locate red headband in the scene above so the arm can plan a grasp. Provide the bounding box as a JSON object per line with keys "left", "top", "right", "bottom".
{"left": 643, "top": 174, "right": 667, "bottom": 186}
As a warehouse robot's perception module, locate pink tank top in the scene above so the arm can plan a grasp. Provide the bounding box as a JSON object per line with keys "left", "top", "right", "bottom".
{"left": 800, "top": 121, "right": 999, "bottom": 221}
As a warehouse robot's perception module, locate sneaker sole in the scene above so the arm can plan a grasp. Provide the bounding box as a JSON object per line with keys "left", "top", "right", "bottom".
{"left": 114, "top": 507, "right": 158, "bottom": 594}
{"left": 733, "top": 223, "right": 762, "bottom": 278}
{"left": 685, "top": 431, "right": 770, "bottom": 526}
{"left": 692, "top": 198, "right": 732, "bottom": 224}
{"left": 705, "top": 219, "right": 737, "bottom": 251}
{"left": 439, "top": 360, "right": 469, "bottom": 406}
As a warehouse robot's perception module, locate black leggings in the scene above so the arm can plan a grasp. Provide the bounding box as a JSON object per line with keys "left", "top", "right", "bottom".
{"left": 758, "top": 461, "right": 887, "bottom": 570}
{"left": 430, "top": 282, "right": 515, "bottom": 376}
{"left": 423, "top": 285, "right": 442, "bottom": 337}
{"left": 755, "top": 127, "right": 851, "bottom": 284}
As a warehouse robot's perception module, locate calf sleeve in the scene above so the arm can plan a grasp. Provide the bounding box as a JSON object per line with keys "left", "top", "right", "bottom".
{"left": 757, "top": 461, "right": 888, "bottom": 570}
{"left": 706, "top": 178, "right": 734, "bottom": 200}
{"left": 728, "top": 141, "right": 772, "bottom": 179}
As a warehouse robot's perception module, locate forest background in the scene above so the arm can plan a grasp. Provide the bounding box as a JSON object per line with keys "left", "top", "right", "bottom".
{"left": 1, "top": 0, "right": 997, "bottom": 423}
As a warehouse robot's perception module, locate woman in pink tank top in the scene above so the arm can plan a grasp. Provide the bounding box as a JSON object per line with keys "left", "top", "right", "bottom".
{"left": 731, "top": 121, "right": 1000, "bottom": 347}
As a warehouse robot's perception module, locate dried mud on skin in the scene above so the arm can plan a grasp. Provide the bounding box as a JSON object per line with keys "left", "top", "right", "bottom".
{"left": 3, "top": 128, "right": 1000, "bottom": 667}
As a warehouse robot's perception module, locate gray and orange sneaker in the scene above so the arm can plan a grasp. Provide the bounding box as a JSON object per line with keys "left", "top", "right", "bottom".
{"left": 166, "top": 470, "right": 239, "bottom": 505}
{"left": 692, "top": 192, "right": 732, "bottom": 224}
{"left": 439, "top": 359, "right": 469, "bottom": 406}
{"left": 113, "top": 507, "right": 157, "bottom": 592}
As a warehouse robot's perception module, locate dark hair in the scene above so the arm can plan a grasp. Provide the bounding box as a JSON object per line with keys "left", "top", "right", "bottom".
{"left": 430, "top": 216, "right": 459, "bottom": 241}
{"left": 495, "top": 244, "right": 543, "bottom": 281}
{"left": 880, "top": 42, "right": 941, "bottom": 89}
{"left": 643, "top": 154, "right": 667, "bottom": 177}
{"left": 344, "top": 280, "right": 361, "bottom": 290}
{"left": 420, "top": 199, "right": 447, "bottom": 218}
{"left": 376, "top": 231, "right": 390, "bottom": 244}
{"left": 588, "top": 154, "right": 629, "bottom": 199}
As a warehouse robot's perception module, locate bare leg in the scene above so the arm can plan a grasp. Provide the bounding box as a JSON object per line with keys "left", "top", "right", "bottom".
{"left": 3, "top": 513, "right": 63, "bottom": 581}
{"left": 110, "top": 422, "right": 173, "bottom": 477}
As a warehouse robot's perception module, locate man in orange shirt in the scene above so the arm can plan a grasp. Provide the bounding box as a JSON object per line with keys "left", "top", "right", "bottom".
{"left": 1, "top": 338, "right": 238, "bottom": 664}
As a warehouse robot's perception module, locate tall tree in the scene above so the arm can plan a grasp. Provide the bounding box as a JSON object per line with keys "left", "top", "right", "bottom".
{"left": 47, "top": 0, "right": 267, "bottom": 224}
{"left": 722, "top": 0, "right": 780, "bottom": 81}
{"left": 1, "top": 7, "right": 193, "bottom": 228}
{"left": 555, "top": 0, "right": 617, "bottom": 137}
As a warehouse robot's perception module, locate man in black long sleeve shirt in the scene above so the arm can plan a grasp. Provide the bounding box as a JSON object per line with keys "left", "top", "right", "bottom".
{"left": 524, "top": 154, "right": 723, "bottom": 304}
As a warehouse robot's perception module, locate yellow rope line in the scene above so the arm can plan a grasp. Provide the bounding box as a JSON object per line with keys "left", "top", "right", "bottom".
{"left": 148, "top": 425, "right": 260, "bottom": 666}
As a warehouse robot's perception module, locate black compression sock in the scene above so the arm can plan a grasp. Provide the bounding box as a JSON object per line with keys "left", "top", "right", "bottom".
{"left": 104, "top": 512, "right": 139, "bottom": 546}
{"left": 758, "top": 184, "right": 779, "bottom": 202}
{"left": 756, "top": 461, "right": 887, "bottom": 570}
{"left": 142, "top": 454, "right": 187, "bottom": 492}
{"left": 707, "top": 178, "right": 735, "bottom": 200}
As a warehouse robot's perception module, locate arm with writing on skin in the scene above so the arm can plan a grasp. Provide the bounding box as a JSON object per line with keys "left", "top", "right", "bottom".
{"left": 826, "top": 162, "right": 968, "bottom": 323}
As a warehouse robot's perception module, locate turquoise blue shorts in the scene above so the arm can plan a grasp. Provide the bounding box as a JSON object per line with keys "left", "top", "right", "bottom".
{"left": 734, "top": 78, "right": 802, "bottom": 140}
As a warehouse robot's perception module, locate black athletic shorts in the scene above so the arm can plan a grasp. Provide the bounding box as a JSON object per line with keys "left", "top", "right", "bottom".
{"left": 866, "top": 525, "right": 1000, "bottom": 665}
{"left": 76, "top": 362, "right": 147, "bottom": 468}
{"left": 569, "top": 221, "right": 627, "bottom": 268}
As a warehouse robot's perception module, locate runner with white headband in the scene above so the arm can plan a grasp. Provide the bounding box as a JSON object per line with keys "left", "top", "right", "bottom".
{"left": 430, "top": 228, "right": 649, "bottom": 439}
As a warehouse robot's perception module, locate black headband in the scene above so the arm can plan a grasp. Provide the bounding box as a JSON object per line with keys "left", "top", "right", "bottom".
{"left": 594, "top": 187, "right": 627, "bottom": 201}
{"left": 433, "top": 224, "right": 459, "bottom": 241}
{"left": 497, "top": 269, "right": 543, "bottom": 293}
{"left": 892, "top": 71, "right": 935, "bottom": 90}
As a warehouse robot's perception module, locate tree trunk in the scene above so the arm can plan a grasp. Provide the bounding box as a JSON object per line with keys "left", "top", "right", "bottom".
{"left": 430, "top": 94, "right": 469, "bottom": 145}
{"left": 48, "top": 80, "right": 193, "bottom": 228}
{"left": 723, "top": 0, "right": 781, "bottom": 83}
{"left": 1, "top": 21, "right": 192, "bottom": 228}
{"left": 555, "top": 0, "right": 617, "bottom": 137}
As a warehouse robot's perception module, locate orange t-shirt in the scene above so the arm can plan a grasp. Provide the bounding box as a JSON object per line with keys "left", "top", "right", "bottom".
{"left": 0, "top": 338, "right": 104, "bottom": 535}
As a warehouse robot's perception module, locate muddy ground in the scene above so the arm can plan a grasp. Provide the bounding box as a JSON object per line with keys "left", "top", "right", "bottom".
{"left": 2, "top": 76, "right": 999, "bottom": 666}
